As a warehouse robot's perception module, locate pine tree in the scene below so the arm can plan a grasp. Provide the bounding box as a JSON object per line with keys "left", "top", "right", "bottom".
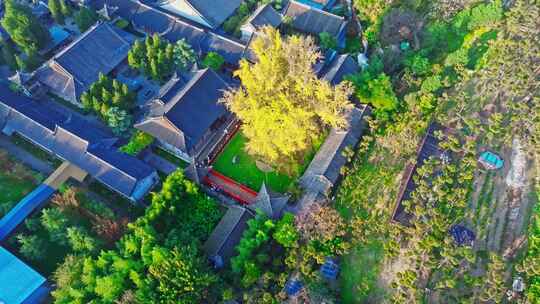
{"left": 49, "top": 0, "right": 65, "bottom": 25}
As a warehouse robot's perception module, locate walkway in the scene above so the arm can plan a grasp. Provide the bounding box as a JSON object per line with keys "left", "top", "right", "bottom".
{"left": 203, "top": 170, "right": 258, "bottom": 204}
{"left": 142, "top": 151, "right": 178, "bottom": 175}
{"left": 0, "top": 162, "right": 86, "bottom": 241}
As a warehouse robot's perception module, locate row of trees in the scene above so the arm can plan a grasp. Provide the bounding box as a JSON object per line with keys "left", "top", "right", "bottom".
{"left": 128, "top": 35, "right": 198, "bottom": 82}
{"left": 81, "top": 74, "right": 135, "bottom": 136}
{"left": 52, "top": 170, "right": 224, "bottom": 303}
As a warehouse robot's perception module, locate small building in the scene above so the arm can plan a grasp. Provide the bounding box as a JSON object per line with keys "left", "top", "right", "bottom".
{"left": 203, "top": 205, "right": 254, "bottom": 268}
{"left": 0, "top": 246, "right": 49, "bottom": 304}
{"left": 293, "top": 106, "right": 369, "bottom": 213}
{"left": 0, "top": 86, "right": 159, "bottom": 202}
{"left": 240, "top": 4, "right": 282, "bottom": 42}
{"left": 320, "top": 257, "right": 339, "bottom": 280}
{"left": 135, "top": 69, "right": 234, "bottom": 163}
{"left": 34, "top": 22, "right": 134, "bottom": 105}
{"left": 156, "top": 0, "right": 242, "bottom": 29}
{"left": 299, "top": 106, "right": 369, "bottom": 196}
{"left": 283, "top": 0, "right": 347, "bottom": 47}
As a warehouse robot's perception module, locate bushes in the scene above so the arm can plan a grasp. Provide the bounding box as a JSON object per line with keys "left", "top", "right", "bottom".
{"left": 202, "top": 52, "right": 225, "bottom": 71}
{"left": 120, "top": 131, "right": 154, "bottom": 155}
{"left": 319, "top": 32, "right": 338, "bottom": 50}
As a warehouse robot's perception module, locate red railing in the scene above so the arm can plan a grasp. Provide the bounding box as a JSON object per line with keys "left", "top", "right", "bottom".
{"left": 204, "top": 169, "right": 257, "bottom": 205}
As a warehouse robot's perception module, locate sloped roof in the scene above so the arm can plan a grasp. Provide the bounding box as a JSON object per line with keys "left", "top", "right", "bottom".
{"left": 248, "top": 183, "right": 289, "bottom": 219}
{"left": 203, "top": 205, "right": 254, "bottom": 263}
{"left": 244, "top": 4, "right": 282, "bottom": 30}
{"left": 0, "top": 247, "right": 47, "bottom": 304}
{"left": 136, "top": 69, "right": 229, "bottom": 152}
{"left": 178, "top": 0, "right": 242, "bottom": 28}
{"left": 300, "top": 106, "right": 369, "bottom": 194}
{"left": 284, "top": 0, "right": 345, "bottom": 37}
{"left": 36, "top": 22, "right": 134, "bottom": 103}
{"left": 0, "top": 86, "right": 156, "bottom": 199}
{"left": 92, "top": 0, "right": 247, "bottom": 64}
{"left": 320, "top": 54, "right": 359, "bottom": 86}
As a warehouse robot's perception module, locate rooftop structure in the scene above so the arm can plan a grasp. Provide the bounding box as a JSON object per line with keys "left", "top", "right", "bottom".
{"left": 91, "top": 0, "right": 247, "bottom": 64}
{"left": 0, "top": 247, "right": 49, "bottom": 304}
{"left": 294, "top": 0, "right": 335, "bottom": 10}
{"left": 283, "top": 0, "right": 346, "bottom": 45}
{"left": 320, "top": 54, "right": 360, "bottom": 86}
{"left": 157, "top": 0, "right": 242, "bottom": 29}
{"left": 135, "top": 69, "right": 232, "bottom": 162}
{"left": 203, "top": 205, "right": 254, "bottom": 267}
{"left": 0, "top": 86, "right": 158, "bottom": 201}
{"left": 35, "top": 22, "right": 134, "bottom": 105}
{"left": 240, "top": 4, "right": 282, "bottom": 42}
{"left": 247, "top": 183, "right": 289, "bottom": 219}
{"left": 299, "top": 106, "right": 369, "bottom": 196}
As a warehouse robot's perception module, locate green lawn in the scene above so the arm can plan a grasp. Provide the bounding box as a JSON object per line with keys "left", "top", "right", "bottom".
{"left": 340, "top": 241, "right": 386, "bottom": 303}
{"left": 0, "top": 152, "right": 39, "bottom": 217}
{"left": 212, "top": 133, "right": 298, "bottom": 193}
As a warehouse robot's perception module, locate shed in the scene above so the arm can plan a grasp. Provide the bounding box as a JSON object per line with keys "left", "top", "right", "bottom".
{"left": 320, "top": 257, "right": 339, "bottom": 280}
{"left": 0, "top": 247, "right": 49, "bottom": 304}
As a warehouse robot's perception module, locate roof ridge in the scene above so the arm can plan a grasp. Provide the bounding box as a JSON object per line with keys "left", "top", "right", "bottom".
{"left": 163, "top": 68, "right": 212, "bottom": 113}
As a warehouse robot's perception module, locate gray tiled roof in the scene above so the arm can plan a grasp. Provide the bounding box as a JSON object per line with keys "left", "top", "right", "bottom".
{"left": 184, "top": 0, "right": 242, "bottom": 28}
{"left": 244, "top": 4, "right": 282, "bottom": 30}
{"left": 284, "top": 0, "right": 345, "bottom": 37}
{"left": 299, "top": 106, "right": 369, "bottom": 194}
{"left": 92, "top": 0, "right": 247, "bottom": 64}
{"left": 135, "top": 69, "right": 229, "bottom": 153}
{"left": 35, "top": 22, "right": 134, "bottom": 104}
{"left": 203, "top": 205, "right": 254, "bottom": 263}
{"left": 0, "top": 86, "right": 156, "bottom": 199}
{"left": 321, "top": 54, "right": 359, "bottom": 86}
{"left": 248, "top": 183, "right": 289, "bottom": 219}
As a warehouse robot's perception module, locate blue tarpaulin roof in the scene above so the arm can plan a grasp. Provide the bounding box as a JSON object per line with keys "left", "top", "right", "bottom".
{"left": 0, "top": 246, "right": 47, "bottom": 304}
{"left": 479, "top": 151, "right": 504, "bottom": 169}
{"left": 285, "top": 279, "right": 303, "bottom": 296}
{"left": 0, "top": 184, "right": 55, "bottom": 241}
{"left": 320, "top": 257, "right": 339, "bottom": 280}
{"left": 450, "top": 225, "right": 475, "bottom": 246}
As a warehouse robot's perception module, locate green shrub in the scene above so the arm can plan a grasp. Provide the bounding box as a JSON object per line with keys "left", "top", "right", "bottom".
{"left": 202, "top": 52, "right": 225, "bottom": 71}
{"left": 120, "top": 131, "right": 154, "bottom": 156}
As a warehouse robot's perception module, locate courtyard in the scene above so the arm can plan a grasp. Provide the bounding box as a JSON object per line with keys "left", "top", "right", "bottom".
{"left": 212, "top": 132, "right": 322, "bottom": 193}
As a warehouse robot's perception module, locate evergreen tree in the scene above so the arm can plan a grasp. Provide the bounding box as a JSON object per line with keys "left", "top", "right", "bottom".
{"left": 59, "top": 0, "right": 72, "bottom": 17}
{"left": 48, "top": 0, "right": 64, "bottom": 25}
{"left": 1, "top": 0, "right": 51, "bottom": 52}
{"left": 74, "top": 6, "right": 98, "bottom": 32}
{"left": 1, "top": 39, "right": 18, "bottom": 70}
